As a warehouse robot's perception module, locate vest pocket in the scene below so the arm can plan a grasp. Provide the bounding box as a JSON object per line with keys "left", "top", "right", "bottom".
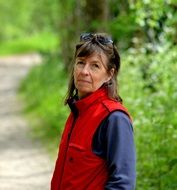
{"left": 66, "top": 143, "right": 86, "bottom": 172}
{"left": 69, "top": 143, "right": 85, "bottom": 152}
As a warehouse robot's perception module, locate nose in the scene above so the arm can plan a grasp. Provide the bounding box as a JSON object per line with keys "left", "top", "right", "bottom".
{"left": 80, "top": 65, "right": 90, "bottom": 75}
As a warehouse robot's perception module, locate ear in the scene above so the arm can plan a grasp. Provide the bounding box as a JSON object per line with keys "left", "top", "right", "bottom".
{"left": 105, "top": 68, "right": 114, "bottom": 82}
{"left": 109, "top": 68, "right": 114, "bottom": 78}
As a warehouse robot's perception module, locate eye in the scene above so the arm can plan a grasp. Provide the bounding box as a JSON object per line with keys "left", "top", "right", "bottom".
{"left": 76, "top": 61, "right": 84, "bottom": 65}
{"left": 92, "top": 63, "right": 100, "bottom": 68}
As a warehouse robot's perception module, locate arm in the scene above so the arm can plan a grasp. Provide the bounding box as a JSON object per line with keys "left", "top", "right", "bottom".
{"left": 92, "top": 111, "right": 136, "bottom": 190}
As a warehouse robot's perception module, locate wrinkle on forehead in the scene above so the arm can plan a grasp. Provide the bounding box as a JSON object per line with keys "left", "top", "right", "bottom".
{"left": 76, "top": 42, "right": 103, "bottom": 57}
{"left": 76, "top": 52, "right": 108, "bottom": 70}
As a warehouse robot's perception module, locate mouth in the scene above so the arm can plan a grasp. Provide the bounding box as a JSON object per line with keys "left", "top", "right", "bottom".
{"left": 77, "top": 79, "right": 91, "bottom": 84}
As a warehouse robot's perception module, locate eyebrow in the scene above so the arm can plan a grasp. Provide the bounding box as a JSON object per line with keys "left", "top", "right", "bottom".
{"left": 90, "top": 60, "right": 101, "bottom": 64}
{"left": 75, "top": 57, "right": 107, "bottom": 69}
{"left": 76, "top": 57, "right": 101, "bottom": 62}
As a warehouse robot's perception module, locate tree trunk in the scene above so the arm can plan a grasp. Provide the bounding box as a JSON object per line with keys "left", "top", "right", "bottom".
{"left": 84, "top": 0, "right": 109, "bottom": 32}
{"left": 59, "top": 0, "right": 109, "bottom": 70}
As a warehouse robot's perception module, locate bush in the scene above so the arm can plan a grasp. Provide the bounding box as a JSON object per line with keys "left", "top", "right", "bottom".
{"left": 120, "top": 46, "right": 177, "bottom": 190}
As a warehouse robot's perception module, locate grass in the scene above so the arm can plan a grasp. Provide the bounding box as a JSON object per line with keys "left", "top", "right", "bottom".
{"left": 0, "top": 31, "right": 58, "bottom": 56}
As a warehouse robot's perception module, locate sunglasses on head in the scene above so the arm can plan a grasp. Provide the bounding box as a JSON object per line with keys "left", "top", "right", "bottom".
{"left": 80, "top": 33, "right": 113, "bottom": 45}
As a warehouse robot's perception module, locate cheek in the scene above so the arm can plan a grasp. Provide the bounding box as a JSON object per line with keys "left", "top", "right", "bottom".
{"left": 97, "top": 73, "right": 109, "bottom": 83}
{"left": 92, "top": 74, "right": 107, "bottom": 87}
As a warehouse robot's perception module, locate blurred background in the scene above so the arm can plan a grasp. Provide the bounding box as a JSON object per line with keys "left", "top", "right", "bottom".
{"left": 0, "top": 0, "right": 177, "bottom": 189}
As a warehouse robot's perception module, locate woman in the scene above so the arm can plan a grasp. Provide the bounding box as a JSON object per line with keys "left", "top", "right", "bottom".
{"left": 51, "top": 33, "right": 136, "bottom": 190}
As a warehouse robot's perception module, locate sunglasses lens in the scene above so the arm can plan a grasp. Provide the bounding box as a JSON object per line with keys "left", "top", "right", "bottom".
{"left": 80, "top": 33, "right": 93, "bottom": 41}
{"left": 98, "top": 36, "right": 113, "bottom": 44}
{"left": 80, "top": 33, "right": 113, "bottom": 45}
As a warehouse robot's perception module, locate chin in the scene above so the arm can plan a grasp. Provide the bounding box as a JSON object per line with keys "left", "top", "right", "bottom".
{"left": 78, "top": 90, "right": 92, "bottom": 98}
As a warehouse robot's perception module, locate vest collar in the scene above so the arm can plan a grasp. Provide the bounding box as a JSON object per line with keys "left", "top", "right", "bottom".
{"left": 67, "top": 87, "right": 108, "bottom": 115}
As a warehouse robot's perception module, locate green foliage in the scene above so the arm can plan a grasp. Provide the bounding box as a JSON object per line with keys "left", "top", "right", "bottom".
{"left": 0, "top": 0, "right": 59, "bottom": 56}
{"left": 128, "top": 0, "right": 177, "bottom": 50}
{"left": 0, "top": 0, "right": 59, "bottom": 40}
{"left": 120, "top": 46, "right": 177, "bottom": 190}
{"left": 109, "top": 10, "right": 138, "bottom": 49}
{"left": 0, "top": 32, "right": 58, "bottom": 55}
{"left": 0, "top": 0, "right": 32, "bottom": 39}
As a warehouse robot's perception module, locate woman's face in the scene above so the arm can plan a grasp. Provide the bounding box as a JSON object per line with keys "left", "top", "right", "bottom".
{"left": 74, "top": 52, "right": 111, "bottom": 98}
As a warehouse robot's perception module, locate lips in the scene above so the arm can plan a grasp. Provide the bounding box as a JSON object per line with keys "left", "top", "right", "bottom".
{"left": 77, "top": 79, "right": 91, "bottom": 84}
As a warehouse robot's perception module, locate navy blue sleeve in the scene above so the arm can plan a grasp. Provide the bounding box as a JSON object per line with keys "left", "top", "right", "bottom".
{"left": 92, "top": 111, "right": 136, "bottom": 190}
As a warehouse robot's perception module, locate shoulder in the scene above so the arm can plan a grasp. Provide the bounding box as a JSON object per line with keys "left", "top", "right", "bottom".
{"left": 108, "top": 111, "right": 130, "bottom": 122}
{"left": 93, "top": 110, "right": 134, "bottom": 156}
{"left": 101, "top": 99, "right": 131, "bottom": 120}
{"left": 107, "top": 111, "right": 132, "bottom": 125}
{"left": 104, "top": 110, "right": 133, "bottom": 133}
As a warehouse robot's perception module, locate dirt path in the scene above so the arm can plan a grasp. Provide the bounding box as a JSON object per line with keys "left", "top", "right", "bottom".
{"left": 0, "top": 54, "right": 54, "bottom": 190}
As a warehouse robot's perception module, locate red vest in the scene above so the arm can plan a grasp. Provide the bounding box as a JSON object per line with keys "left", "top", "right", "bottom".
{"left": 51, "top": 88, "right": 130, "bottom": 190}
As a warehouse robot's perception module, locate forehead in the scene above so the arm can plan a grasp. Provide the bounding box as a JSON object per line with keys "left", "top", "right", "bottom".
{"left": 76, "top": 52, "right": 108, "bottom": 63}
{"left": 76, "top": 41, "right": 107, "bottom": 57}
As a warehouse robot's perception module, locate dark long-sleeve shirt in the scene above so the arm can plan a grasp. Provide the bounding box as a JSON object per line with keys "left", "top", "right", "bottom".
{"left": 92, "top": 111, "right": 136, "bottom": 190}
